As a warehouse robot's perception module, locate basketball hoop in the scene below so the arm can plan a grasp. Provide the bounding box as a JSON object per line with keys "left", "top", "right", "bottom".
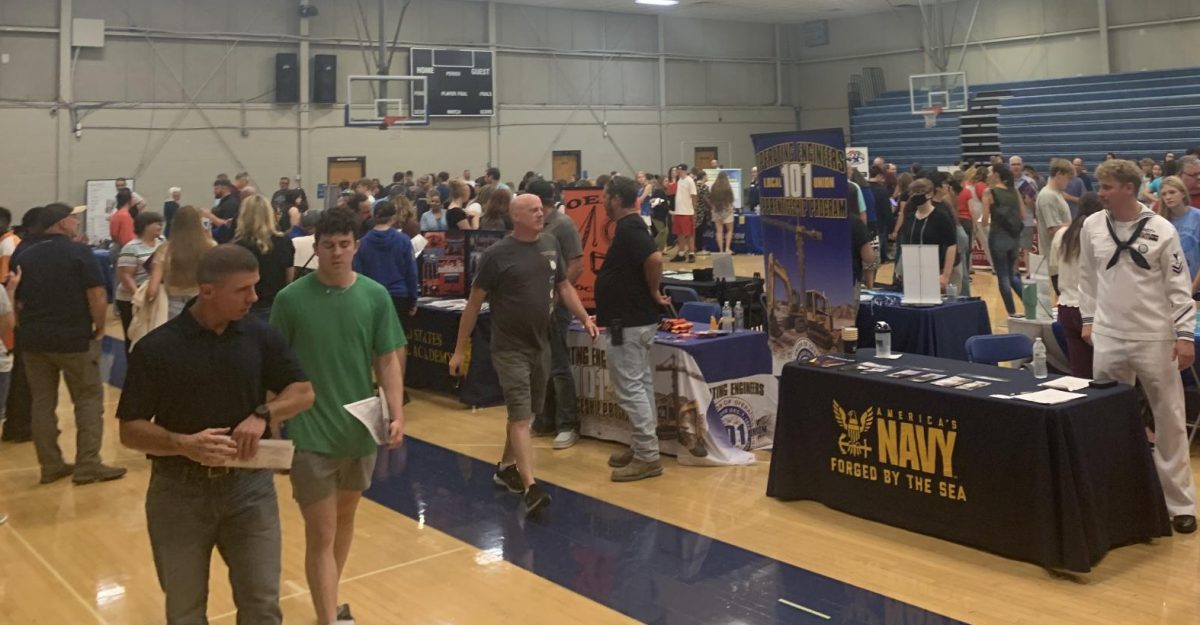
{"left": 921, "top": 106, "right": 943, "bottom": 129}
{"left": 380, "top": 114, "right": 407, "bottom": 130}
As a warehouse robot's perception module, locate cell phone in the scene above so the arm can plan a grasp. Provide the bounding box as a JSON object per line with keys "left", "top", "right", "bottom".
{"left": 1089, "top": 379, "right": 1117, "bottom": 389}
{"left": 611, "top": 319, "right": 624, "bottom": 346}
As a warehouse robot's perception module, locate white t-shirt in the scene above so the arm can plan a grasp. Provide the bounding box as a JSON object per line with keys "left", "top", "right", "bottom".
{"left": 675, "top": 176, "right": 698, "bottom": 216}
{"left": 0, "top": 288, "right": 13, "bottom": 372}
{"left": 0, "top": 232, "right": 18, "bottom": 261}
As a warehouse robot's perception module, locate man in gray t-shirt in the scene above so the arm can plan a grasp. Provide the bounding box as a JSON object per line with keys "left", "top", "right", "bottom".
{"left": 1036, "top": 159, "right": 1075, "bottom": 261}
{"left": 526, "top": 180, "right": 586, "bottom": 449}
{"left": 450, "top": 193, "right": 596, "bottom": 516}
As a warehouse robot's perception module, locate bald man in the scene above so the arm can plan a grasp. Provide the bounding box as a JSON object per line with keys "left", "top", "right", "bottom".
{"left": 450, "top": 193, "right": 597, "bottom": 515}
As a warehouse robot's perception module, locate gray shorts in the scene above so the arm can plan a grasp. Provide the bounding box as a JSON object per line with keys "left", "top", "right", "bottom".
{"left": 491, "top": 348, "right": 549, "bottom": 422}
{"left": 289, "top": 450, "right": 377, "bottom": 507}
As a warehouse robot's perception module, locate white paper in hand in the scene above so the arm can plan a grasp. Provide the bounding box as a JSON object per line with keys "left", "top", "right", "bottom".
{"left": 223, "top": 439, "right": 295, "bottom": 470}
{"left": 344, "top": 393, "right": 389, "bottom": 445}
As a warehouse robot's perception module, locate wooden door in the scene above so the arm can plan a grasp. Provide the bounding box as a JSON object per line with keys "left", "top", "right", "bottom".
{"left": 552, "top": 151, "right": 581, "bottom": 182}
{"left": 694, "top": 147, "right": 719, "bottom": 171}
{"left": 327, "top": 156, "right": 366, "bottom": 188}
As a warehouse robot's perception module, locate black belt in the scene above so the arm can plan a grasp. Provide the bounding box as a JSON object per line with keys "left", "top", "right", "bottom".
{"left": 152, "top": 459, "right": 249, "bottom": 480}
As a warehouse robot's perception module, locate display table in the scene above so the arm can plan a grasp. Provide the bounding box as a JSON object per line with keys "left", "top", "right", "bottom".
{"left": 767, "top": 350, "right": 1170, "bottom": 572}
{"left": 701, "top": 213, "right": 763, "bottom": 255}
{"left": 569, "top": 326, "right": 776, "bottom": 466}
{"left": 856, "top": 297, "right": 991, "bottom": 361}
{"left": 404, "top": 301, "right": 503, "bottom": 407}
{"left": 1008, "top": 316, "right": 1070, "bottom": 373}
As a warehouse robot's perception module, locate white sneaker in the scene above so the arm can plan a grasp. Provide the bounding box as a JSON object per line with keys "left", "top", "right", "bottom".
{"left": 552, "top": 431, "right": 579, "bottom": 450}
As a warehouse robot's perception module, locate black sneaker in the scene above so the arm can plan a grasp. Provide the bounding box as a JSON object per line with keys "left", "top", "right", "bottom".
{"left": 524, "top": 483, "right": 551, "bottom": 515}
{"left": 686, "top": 253, "right": 696, "bottom": 263}
{"left": 671, "top": 254, "right": 685, "bottom": 262}
{"left": 493, "top": 463, "right": 523, "bottom": 494}
{"left": 337, "top": 603, "right": 353, "bottom": 621}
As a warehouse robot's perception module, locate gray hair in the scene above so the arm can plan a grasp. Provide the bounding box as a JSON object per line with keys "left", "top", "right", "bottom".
{"left": 1178, "top": 155, "right": 1200, "bottom": 170}
{"left": 168, "top": 186, "right": 181, "bottom": 197}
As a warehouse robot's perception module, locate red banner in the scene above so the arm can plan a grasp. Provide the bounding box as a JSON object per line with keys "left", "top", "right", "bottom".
{"left": 560, "top": 187, "right": 614, "bottom": 309}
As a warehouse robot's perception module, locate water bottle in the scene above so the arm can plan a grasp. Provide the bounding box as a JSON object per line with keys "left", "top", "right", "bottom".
{"left": 1032, "top": 338, "right": 1048, "bottom": 379}
{"left": 945, "top": 281, "right": 958, "bottom": 301}
{"left": 875, "top": 321, "right": 892, "bottom": 357}
{"left": 733, "top": 301, "right": 744, "bottom": 331}
{"left": 721, "top": 301, "right": 733, "bottom": 332}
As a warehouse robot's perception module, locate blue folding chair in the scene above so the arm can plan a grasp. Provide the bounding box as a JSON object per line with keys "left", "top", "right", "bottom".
{"left": 679, "top": 301, "right": 721, "bottom": 325}
{"left": 965, "top": 333, "right": 1034, "bottom": 366}
{"left": 664, "top": 285, "right": 700, "bottom": 309}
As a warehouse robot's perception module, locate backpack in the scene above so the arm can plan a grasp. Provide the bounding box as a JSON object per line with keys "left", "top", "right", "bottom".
{"left": 990, "top": 189, "right": 1024, "bottom": 238}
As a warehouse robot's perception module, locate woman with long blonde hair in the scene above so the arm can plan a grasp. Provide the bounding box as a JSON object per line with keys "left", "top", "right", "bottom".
{"left": 234, "top": 194, "right": 294, "bottom": 320}
{"left": 146, "top": 205, "right": 217, "bottom": 319}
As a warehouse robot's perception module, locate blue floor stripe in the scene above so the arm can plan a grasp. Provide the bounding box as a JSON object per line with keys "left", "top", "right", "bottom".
{"left": 366, "top": 439, "right": 967, "bottom": 625}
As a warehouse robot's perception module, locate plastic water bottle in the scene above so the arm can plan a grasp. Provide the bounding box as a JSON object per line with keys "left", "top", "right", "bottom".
{"left": 1032, "top": 338, "right": 1048, "bottom": 379}
{"left": 733, "top": 301, "right": 744, "bottom": 331}
{"left": 721, "top": 301, "right": 733, "bottom": 332}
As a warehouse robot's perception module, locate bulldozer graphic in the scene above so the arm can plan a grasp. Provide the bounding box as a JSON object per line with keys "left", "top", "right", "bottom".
{"left": 763, "top": 217, "right": 835, "bottom": 360}
{"left": 653, "top": 352, "right": 709, "bottom": 458}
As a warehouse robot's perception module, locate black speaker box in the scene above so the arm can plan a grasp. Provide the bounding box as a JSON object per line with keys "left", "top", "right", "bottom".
{"left": 275, "top": 53, "right": 298, "bottom": 103}
{"left": 313, "top": 54, "right": 337, "bottom": 104}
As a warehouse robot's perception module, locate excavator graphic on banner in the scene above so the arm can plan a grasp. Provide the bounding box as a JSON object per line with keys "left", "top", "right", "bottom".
{"left": 762, "top": 217, "right": 835, "bottom": 357}
{"left": 654, "top": 352, "right": 709, "bottom": 458}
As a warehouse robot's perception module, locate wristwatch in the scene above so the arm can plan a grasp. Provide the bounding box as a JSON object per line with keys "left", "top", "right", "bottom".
{"left": 253, "top": 404, "right": 271, "bottom": 423}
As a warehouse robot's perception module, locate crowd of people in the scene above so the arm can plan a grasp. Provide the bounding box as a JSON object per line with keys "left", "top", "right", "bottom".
{"left": 859, "top": 150, "right": 1199, "bottom": 543}
{"left": 1, "top": 147, "right": 1198, "bottom": 622}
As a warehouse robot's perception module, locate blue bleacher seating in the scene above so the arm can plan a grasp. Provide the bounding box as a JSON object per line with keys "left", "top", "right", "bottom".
{"left": 850, "top": 67, "right": 1200, "bottom": 169}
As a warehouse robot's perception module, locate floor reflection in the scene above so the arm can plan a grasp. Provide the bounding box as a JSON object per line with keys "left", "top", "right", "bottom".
{"left": 366, "top": 439, "right": 967, "bottom": 625}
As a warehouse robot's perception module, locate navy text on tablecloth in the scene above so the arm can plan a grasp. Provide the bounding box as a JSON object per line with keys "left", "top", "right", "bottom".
{"left": 767, "top": 350, "right": 1169, "bottom": 572}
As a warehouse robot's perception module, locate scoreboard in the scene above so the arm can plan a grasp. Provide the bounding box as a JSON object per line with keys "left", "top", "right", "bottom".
{"left": 410, "top": 48, "right": 494, "bottom": 117}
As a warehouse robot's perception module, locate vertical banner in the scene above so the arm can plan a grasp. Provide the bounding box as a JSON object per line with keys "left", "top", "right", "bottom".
{"left": 560, "top": 187, "right": 614, "bottom": 309}
{"left": 753, "top": 129, "right": 854, "bottom": 374}
{"left": 846, "top": 147, "right": 870, "bottom": 174}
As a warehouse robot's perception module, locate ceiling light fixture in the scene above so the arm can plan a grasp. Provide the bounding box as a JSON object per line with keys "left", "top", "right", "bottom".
{"left": 635, "top": 0, "right": 680, "bottom": 6}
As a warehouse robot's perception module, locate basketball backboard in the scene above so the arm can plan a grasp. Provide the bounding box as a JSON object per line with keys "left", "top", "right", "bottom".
{"left": 909, "top": 72, "right": 968, "bottom": 114}
{"left": 344, "top": 75, "right": 429, "bottom": 128}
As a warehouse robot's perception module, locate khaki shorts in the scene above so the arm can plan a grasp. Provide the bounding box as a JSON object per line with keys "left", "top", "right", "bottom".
{"left": 289, "top": 449, "right": 377, "bottom": 507}
{"left": 491, "top": 348, "right": 549, "bottom": 422}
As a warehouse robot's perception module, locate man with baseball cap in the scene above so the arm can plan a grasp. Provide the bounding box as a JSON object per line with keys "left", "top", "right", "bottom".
{"left": 525, "top": 179, "right": 585, "bottom": 449}
{"left": 14, "top": 203, "right": 125, "bottom": 485}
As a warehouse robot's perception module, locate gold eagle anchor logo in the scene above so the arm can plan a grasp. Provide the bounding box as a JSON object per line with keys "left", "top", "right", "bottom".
{"left": 833, "top": 400, "right": 875, "bottom": 458}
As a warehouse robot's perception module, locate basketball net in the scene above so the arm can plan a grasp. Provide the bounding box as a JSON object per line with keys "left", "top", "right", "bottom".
{"left": 921, "top": 106, "right": 943, "bottom": 129}
{"left": 380, "top": 115, "right": 407, "bottom": 130}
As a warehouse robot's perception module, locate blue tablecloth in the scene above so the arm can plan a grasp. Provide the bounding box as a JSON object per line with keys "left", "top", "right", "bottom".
{"left": 856, "top": 297, "right": 992, "bottom": 361}
{"left": 701, "top": 213, "right": 763, "bottom": 255}
{"left": 93, "top": 249, "right": 113, "bottom": 302}
{"left": 570, "top": 325, "right": 776, "bottom": 464}
{"left": 404, "top": 302, "right": 502, "bottom": 407}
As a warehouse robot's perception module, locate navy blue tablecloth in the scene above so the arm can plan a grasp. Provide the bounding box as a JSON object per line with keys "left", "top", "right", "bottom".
{"left": 654, "top": 329, "right": 770, "bottom": 381}
{"left": 701, "top": 213, "right": 763, "bottom": 255}
{"left": 856, "top": 297, "right": 991, "bottom": 361}
{"left": 404, "top": 303, "right": 503, "bottom": 407}
{"left": 768, "top": 350, "right": 1170, "bottom": 572}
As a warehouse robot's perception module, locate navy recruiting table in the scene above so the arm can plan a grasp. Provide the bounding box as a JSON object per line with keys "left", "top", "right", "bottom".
{"left": 403, "top": 300, "right": 503, "bottom": 407}
{"left": 856, "top": 294, "right": 992, "bottom": 361}
{"left": 701, "top": 213, "right": 763, "bottom": 255}
{"left": 767, "top": 349, "right": 1170, "bottom": 572}
{"left": 568, "top": 325, "right": 777, "bottom": 466}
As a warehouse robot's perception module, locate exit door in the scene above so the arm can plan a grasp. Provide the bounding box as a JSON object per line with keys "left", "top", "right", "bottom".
{"left": 694, "top": 147, "right": 719, "bottom": 171}
{"left": 552, "top": 151, "right": 582, "bottom": 182}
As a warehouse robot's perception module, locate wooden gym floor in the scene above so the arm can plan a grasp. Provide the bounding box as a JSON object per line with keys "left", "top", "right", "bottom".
{"left": 0, "top": 254, "right": 1197, "bottom": 625}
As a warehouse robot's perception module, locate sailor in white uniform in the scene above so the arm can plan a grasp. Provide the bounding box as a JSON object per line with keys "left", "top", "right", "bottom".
{"left": 1080, "top": 159, "right": 1197, "bottom": 534}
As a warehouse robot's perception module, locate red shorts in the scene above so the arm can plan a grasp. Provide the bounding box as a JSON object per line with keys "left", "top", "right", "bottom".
{"left": 672, "top": 215, "right": 695, "bottom": 237}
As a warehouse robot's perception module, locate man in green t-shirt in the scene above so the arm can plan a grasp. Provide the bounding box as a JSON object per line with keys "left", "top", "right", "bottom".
{"left": 270, "top": 208, "right": 406, "bottom": 625}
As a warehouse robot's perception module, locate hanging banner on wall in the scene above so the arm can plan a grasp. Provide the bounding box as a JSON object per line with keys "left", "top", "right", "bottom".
{"left": 560, "top": 187, "right": 614, "bottom": 309}
{"left": 753, "top": 129, "right": 855, "bottom": 374}
{"left": 846, "top": 147, "right": 870, "bottom": 174}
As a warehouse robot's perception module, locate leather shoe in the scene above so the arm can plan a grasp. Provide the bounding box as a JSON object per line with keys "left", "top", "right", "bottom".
{"left": 1173, "top": 515, "right": 1196, "bottom": 534}
{"left": 39, "top": 464, "right": 75, "bottom": 485}
{"left": 73, "top": 464, "right": 126, "bottom": 485}
{"left": 608, "top": 448, "right": 633, "bottom": 468}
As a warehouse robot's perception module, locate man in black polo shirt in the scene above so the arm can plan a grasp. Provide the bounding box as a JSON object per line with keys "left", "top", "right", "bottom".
{"left": 210, "top": 178, "right": 240, "bottom": 243}
{"left": 14, "top": 203, "right": 124, "bottom": 485}
{"left": 595, "top": 176, "right": 670, "bottom": 482}
{"left": 118, "top": 245, "right": 314, "bottom": 625}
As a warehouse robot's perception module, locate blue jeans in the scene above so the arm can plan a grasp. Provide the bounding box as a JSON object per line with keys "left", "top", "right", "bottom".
{"left": 989, "top": 235, "right": 1022, "bottom": 315}
{"left": 146, "top": 464, "right": 282, "bottom": 625}
{"left": 606, "top": 324, "right": 660, "bottom": 462}
{"left": 534, "top": 307, "right": 578, "bottom": 433}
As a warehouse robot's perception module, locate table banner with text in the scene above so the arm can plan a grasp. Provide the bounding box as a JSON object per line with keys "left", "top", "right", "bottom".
{"left": 561, "top": 187, "right": 613, "bottom": 309}
{"left": 753, "top": 129, "right": 855, "bottom": 374}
